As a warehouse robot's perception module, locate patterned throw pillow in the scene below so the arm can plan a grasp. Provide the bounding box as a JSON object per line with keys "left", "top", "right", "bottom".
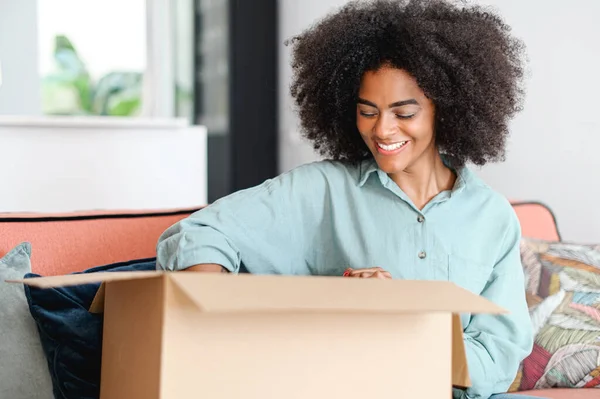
{"left": 509, "top": 238, "right": 600, "bottom": 391}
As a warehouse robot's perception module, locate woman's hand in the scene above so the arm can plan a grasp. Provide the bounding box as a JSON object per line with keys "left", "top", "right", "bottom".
{"left": 343, "top": 267, "right": 392, "bottom": 279}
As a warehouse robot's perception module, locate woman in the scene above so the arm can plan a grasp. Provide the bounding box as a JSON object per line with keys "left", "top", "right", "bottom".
{"left": 157, "top": 1, "right": 537, "bottom": 398}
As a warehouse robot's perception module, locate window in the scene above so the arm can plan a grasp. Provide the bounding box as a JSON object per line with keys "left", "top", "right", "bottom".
{"left": 37, "top": 0, "right": 147, "bottom": 116}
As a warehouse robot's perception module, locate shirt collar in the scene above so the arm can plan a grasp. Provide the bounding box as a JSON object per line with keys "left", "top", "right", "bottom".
{"left": 357, "top": 158, "right": 380, "bottom": 187}
{"left": 357, "top": 155, "right": 470, "bottom": 195}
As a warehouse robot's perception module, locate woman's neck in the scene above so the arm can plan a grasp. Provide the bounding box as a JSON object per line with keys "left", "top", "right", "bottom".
{"left": 388, "top": 151, "right": 456, "bottom": 210}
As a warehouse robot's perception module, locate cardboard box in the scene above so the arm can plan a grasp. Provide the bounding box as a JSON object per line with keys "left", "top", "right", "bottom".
{"left": 18, "top": 272, "right": 505, "bottom": 399}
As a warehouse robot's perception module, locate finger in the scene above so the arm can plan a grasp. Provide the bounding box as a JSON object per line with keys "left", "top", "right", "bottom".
{"left": 348, "top": 269, "right": 368, "bottom": 278}
{"left": 372, "top": 271, "right": 392, "bottom": 279}
{"left": 352, "top": 270, "right": 375, "bottom": 278}
{"left": 349, "top": 267, "right": 383, "bottom": 275}
{"left": 350, "top": 268, "right": 392, "bottom": 278}
{"left": 347, "top": 269, "right": 364, "bottom": 277}
{"left": 346, "top": 270, "right": 362, "bottom": 278}
{"left": 369, "top": 267, "right": 391, "bottom": 278}
{"left": 363, "top": 266, "right": 385, "bottom": 273}
{"left": 371, "top": 271, "right": 386, "bottom": 279}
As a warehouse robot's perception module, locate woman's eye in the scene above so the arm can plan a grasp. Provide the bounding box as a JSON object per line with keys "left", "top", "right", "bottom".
{"left": 359, "top": 111, "right": 377, "bottom": 118}
{"left": 395, "top": 114, "right": 416, "bottom": 120}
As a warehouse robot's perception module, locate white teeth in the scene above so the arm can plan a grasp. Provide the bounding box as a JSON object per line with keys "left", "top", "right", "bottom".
{"left": 377, "top": 141, "right": 407, "bottom": 151}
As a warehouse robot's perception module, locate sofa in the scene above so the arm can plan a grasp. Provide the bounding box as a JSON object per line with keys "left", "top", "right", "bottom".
{"left": 0, "top": 203, "right": 596, "bottom": 399}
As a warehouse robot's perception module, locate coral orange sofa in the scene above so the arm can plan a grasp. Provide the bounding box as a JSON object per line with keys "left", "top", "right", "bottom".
{"left": 0, "top": 208, "right": 200, "bottom": 276}
{"left": 0, "top": 203, "right": 593, "bottom": 399}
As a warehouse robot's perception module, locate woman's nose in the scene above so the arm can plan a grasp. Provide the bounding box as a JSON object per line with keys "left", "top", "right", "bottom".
{"left": 373, "top": 113, "right": 397, "bottom": 138}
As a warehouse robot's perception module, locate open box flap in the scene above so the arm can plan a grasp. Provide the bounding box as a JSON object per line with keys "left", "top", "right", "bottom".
{"left": 452, "top": 314, "right": 472, "bottom": 388}
{"left": 167, "top": 273, "right": 506, "bottom": 314}
{"left": 8, "top": 271, "right": 164, "bottom": 314}
{"left": 12, "top": 271, "right": 505, "bottom": 317}
{"left": 89, "top": 283, "right": 106, "bottom": 314}
{"left": 10, "top": 270, "right": 164, "bottom": 289}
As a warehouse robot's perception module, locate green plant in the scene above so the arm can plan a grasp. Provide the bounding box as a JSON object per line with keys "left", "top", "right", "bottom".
{"left": 41, "top": 34, "right": 143, "bottom": 116}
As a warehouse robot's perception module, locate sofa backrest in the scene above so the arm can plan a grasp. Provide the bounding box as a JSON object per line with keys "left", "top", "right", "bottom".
{"left": 0, "top": 202, "right": 561, "bottom": 276}
{"left": 511, "top": 201, "right": 561, "bottom": 242}
{"left": 0, "top": 208, "right": 199, "bottom": 276}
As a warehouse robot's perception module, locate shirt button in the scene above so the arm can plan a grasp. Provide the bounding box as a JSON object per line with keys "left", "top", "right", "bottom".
{"left": 418, "top": 251, "right": 427, "bottom": 259}
{"left": 417, "top": 215, "right": 425, "bottom": 223}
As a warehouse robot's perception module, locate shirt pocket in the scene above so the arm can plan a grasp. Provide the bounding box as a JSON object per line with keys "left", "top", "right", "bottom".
{"left": 427, "top": 252, "right": 450, "bottom": 281}
{"left": 448, "top": 254, "right": 493, "bottom": 295}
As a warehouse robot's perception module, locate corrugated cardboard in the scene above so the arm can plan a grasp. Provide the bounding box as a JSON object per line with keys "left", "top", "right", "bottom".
{"left": 16, "top": 272, "right": 505, "bottom": 399}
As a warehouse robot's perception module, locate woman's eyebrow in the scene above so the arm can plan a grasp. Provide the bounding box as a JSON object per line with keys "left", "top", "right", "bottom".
{"left": 389, "top": 99, "right": 418, "bottom": 107}
{"left": 357, "top": 98, "right": 418, "bottom": 108}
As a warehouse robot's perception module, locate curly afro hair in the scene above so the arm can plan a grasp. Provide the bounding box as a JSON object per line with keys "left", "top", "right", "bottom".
{"left": 287, "top": 0, "right": 526, "bottom": 167}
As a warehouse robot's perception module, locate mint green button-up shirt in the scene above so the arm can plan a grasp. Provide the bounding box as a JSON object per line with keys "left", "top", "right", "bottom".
{"left": 157, "top": 159, "right": 533, "bottom": 399}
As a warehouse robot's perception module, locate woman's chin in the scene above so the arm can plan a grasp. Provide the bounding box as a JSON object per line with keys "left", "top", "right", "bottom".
{"left": 374, "top": 157, "right": 409, "bottom": 176}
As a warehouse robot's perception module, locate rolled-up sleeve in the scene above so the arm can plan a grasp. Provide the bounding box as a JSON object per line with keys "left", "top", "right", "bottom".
{"left": 454, "top": 212, "right": 534, "bottom": 399}
{"left": 156, "top": 165, "right": 321, "bottom": 275}
{"left": 157, "top": 221, "right": 243, "bottom": 272}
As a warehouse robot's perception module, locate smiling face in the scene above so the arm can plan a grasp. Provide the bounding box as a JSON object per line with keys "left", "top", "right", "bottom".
{"left": 356, "top": 66, "right": 438, "bottom": 176}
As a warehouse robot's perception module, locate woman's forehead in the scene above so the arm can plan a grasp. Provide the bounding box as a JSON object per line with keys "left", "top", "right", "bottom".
{"left": 359, "top": 67, "right": 427, "bottom": 100}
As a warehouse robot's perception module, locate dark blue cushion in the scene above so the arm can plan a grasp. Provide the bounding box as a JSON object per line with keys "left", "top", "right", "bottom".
{"left": 24, "top": 258, "right": 157, "bottom": 399}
